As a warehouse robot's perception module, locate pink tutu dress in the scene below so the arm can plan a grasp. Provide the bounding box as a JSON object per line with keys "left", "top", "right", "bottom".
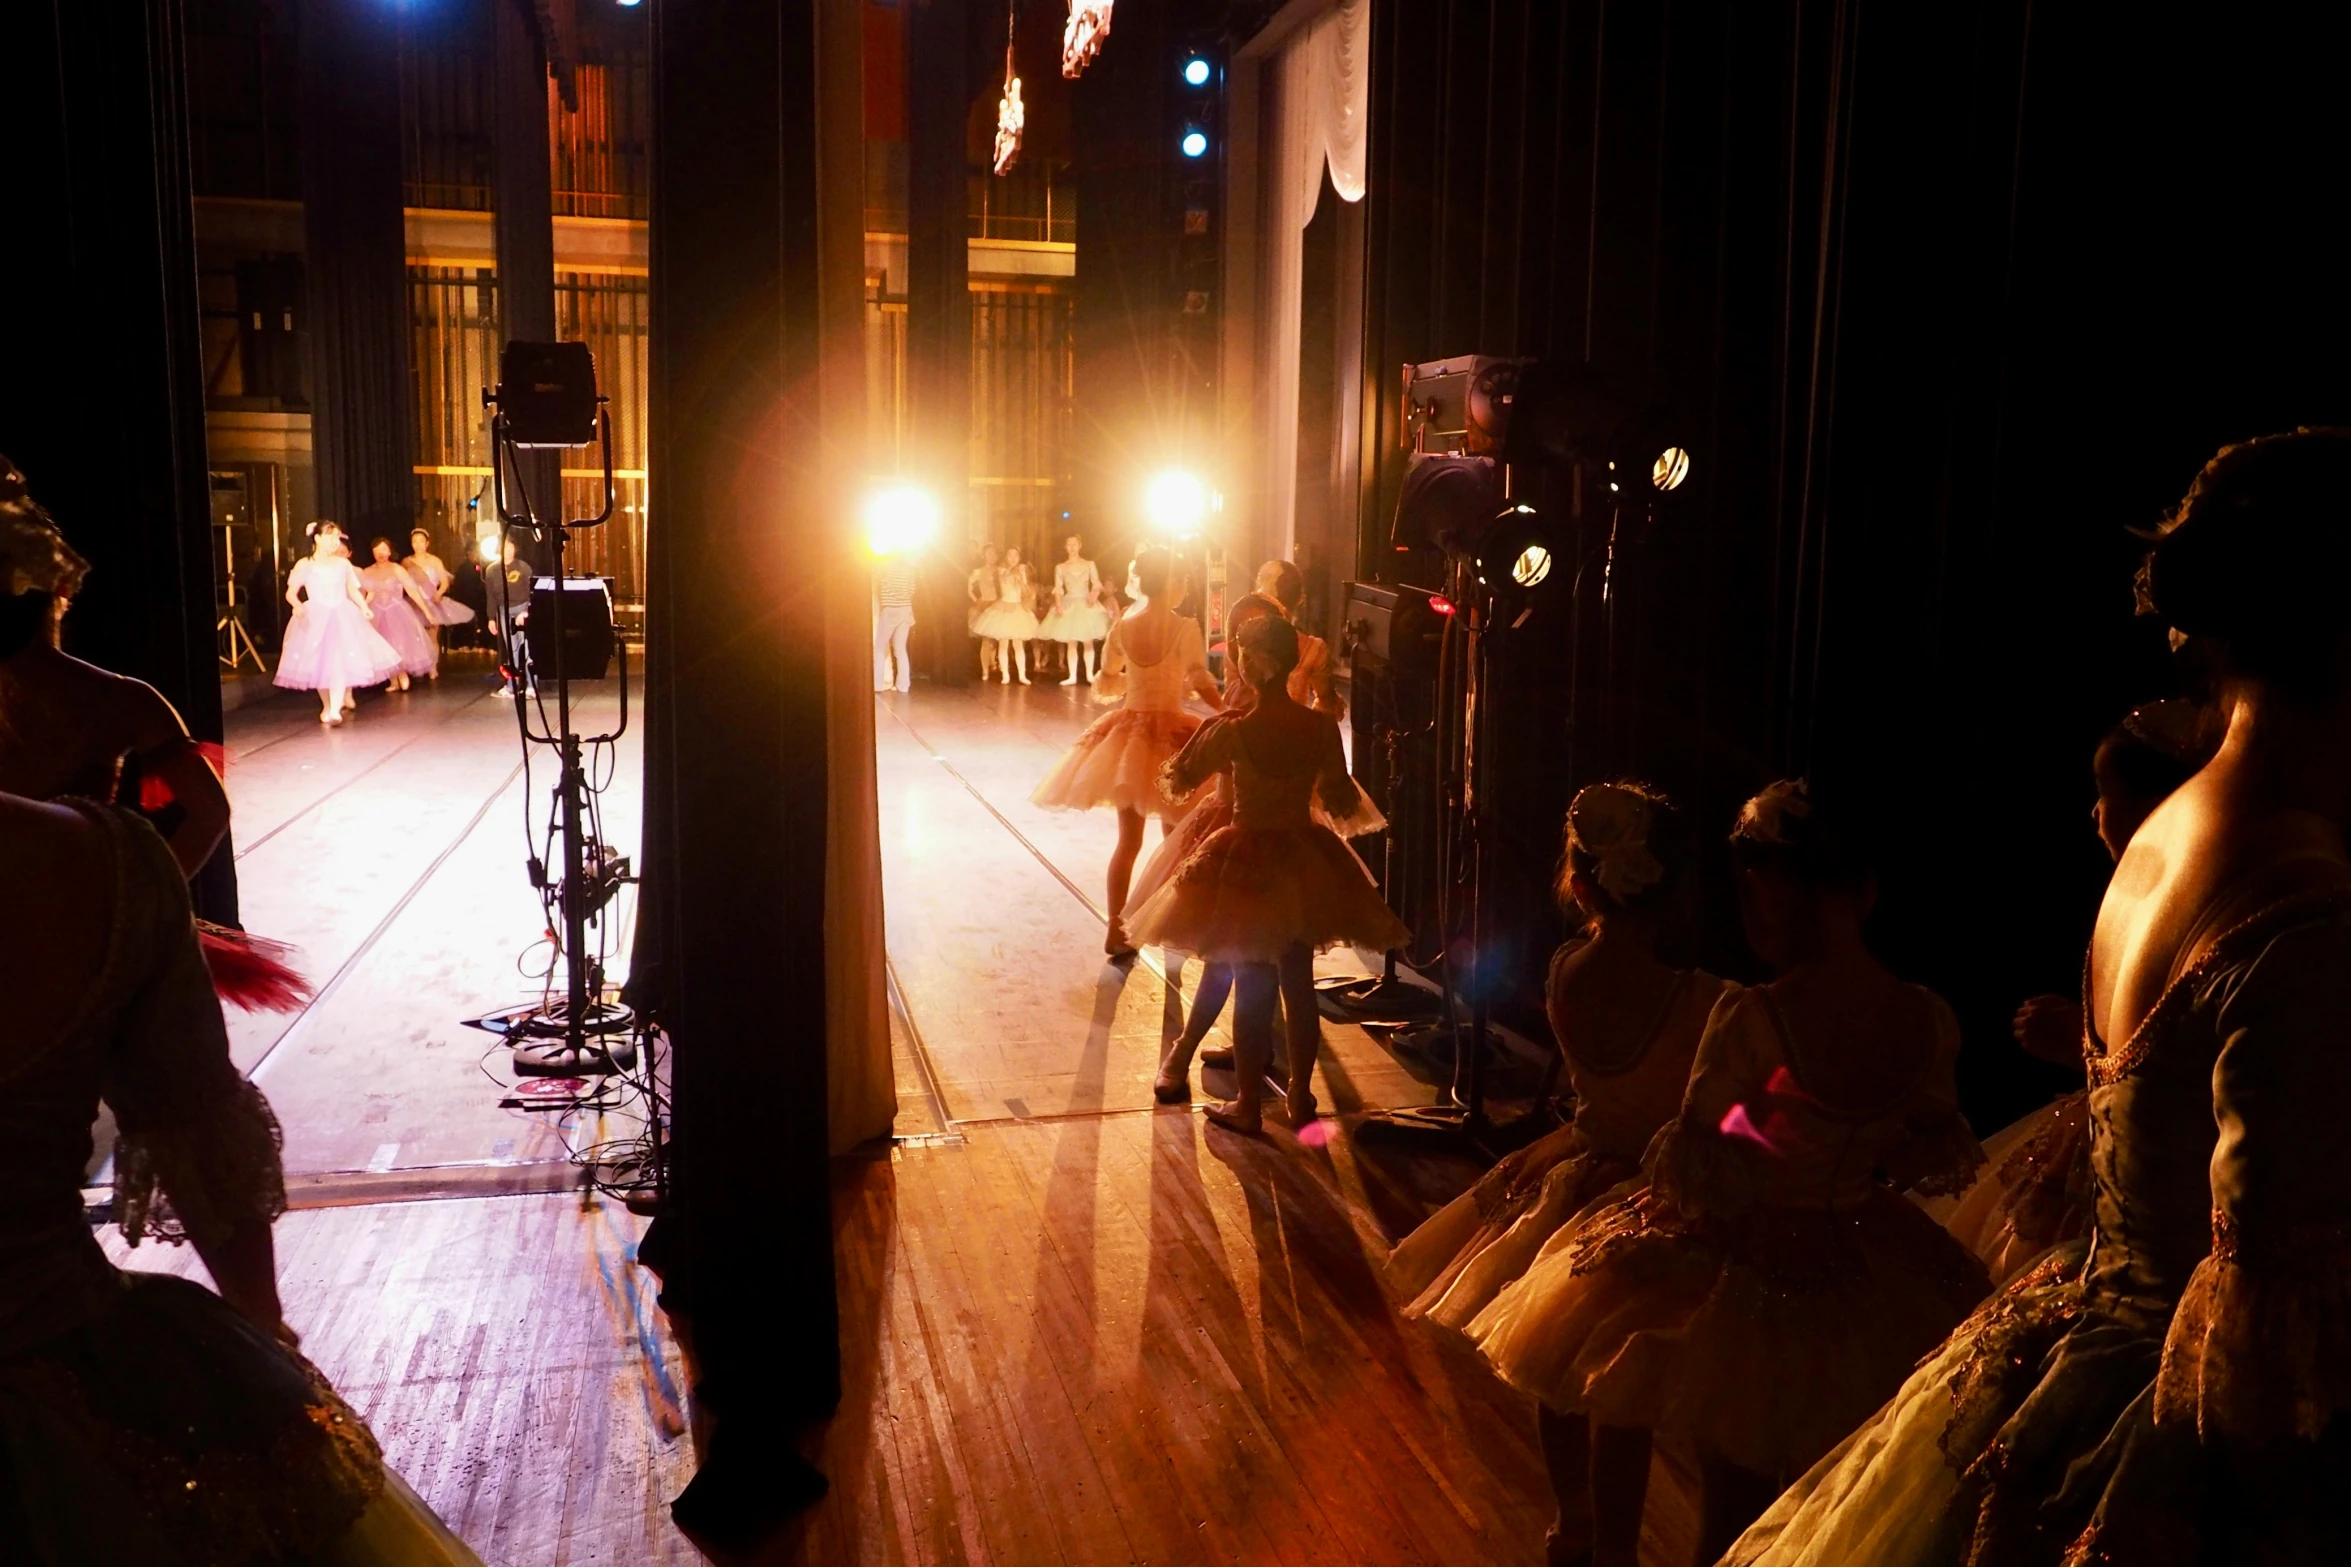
{"left": 360, "top": 561, "right": 437, "bottom": 678}
{"left": 1388, "top": 948, "right": 1728, "bottom": 1333}
{"left": 1032, "top": 610, "right": 1215, "bottom": 818}
{"left": 1123, "top": 709, "right": 1409, "bottom": 962}
{"left": 273, "top": 555, "right": 403, "bottom": 692}
{"left": 1468, "top": 985, "right": 1990, "bottom": 1480}
{"left": 405, "top": 555, "right": 476, "bottom": 626}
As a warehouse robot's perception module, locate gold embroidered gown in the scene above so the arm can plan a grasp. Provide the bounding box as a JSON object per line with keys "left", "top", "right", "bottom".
{"left": 1387, "top": 945, "right": 1727, "bottom": 1333}
{"left": 1919, "top": 1088, "right": 2094, "bottom": 1287}
{"left": 0, "top": 801, "right": 479, "bottom": 1565}
{"left": 1724, "top": 889, "right": 2351, "bottom": 1566}
{"left": 1467, "top": 985, "right": 1990, "bottom": 1479}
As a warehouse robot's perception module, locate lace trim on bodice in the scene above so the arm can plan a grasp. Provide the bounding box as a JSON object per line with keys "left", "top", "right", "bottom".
{"left": 2082, "top": 886, "right": 2351, "bottom": 1086}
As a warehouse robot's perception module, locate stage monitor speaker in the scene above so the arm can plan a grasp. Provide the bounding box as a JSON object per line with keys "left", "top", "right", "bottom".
{"left": 1342, "top": 581, "right": 1445, "bottom": 682}
{"left": 497, "top": 340, "right": 601, "bottom": 448}
{"left": 528, "top": 576, "right": 616, "bottom": 680}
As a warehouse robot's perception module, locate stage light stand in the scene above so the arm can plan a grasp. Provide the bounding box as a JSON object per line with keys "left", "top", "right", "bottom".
{"left": 1315, "top": 720, "right": 1442, "bottom": 1025}
{"left": 471, "top": 383, "right": 639, "bottom": 1079}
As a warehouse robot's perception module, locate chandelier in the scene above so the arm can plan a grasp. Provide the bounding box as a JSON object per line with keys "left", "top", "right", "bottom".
{"left": 993, "top": 67, "right": 1025, "bottom": 175}
{"left": 1062, "top": 0, "right": 1112, "bottom": 79}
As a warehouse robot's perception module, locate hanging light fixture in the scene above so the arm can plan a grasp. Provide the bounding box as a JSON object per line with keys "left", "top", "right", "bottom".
{"left": 993, "top": 0, "right": 1024, "bottom": 175}
{"left": 1062, "top": 0, "right": 1113, "bottom": 78}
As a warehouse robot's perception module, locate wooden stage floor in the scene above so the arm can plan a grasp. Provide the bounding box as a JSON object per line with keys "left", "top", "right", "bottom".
{"left": 109, "top": 668, "right": 1693, "bottom": 1565}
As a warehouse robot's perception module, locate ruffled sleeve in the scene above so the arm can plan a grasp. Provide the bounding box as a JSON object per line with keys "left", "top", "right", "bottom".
{"left": 1309, "top": 720, "right": 1383, "bottom": 835}
{"left": 1879, "top": 991, "right": 1986, "bottom": 1198}
{"left": 2155, "top": 908, "right": 2351, "bottom": 1443}
{"left": 100, "top": 812, "right": 286, "bottom": 1249}
{"left": 1646, "top": 987, "right": 1772, "bottom": 1221}
{"left": 1159, "top": 713, "right": 1239, "bottom": 805}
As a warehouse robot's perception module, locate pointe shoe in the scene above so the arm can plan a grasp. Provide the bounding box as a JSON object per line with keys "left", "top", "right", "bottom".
{"left": 1285, "top": 1088, "right": 1319, "bottom": 1127}
{"left": 1061, "top": 672, "right": 1080, "bottom": 686}
{"left": 1017, "top": 672, "right": 1031, "bottom": 685}
{"left": 1200, "top": 1043, "right": 1235, "bottom": 1071}
{"left": 1203, "top": 1099, "right": 1262, "bottom": 1136}
{"left": 1153, "top": 1071, "right": 1191, "bottom": 1104}
{"left": 1105, "top": 920, "right": 1137, "bottom": 959}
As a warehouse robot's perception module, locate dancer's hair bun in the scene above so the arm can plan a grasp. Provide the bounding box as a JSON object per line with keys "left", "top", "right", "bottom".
{"left": 1237, "top": 612, "right": 1300, "bottom": 678}
{"left": 2138, "top": 427, "right": 2351, "bottom": 688}
{"left": 1730, "top": 778, "right": 1871, "bottom": 890}
{"left": 1562, "top": 780, "right": 1687, "bottom": 916}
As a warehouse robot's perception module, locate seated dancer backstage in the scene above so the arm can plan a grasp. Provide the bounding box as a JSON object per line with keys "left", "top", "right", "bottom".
{"left": 1726, "top": 428, "right": 2351, "bottom": 1567}
{"left": 1387, "top": 782, "right": 1726, "bottom": 1566}
{"left": 1123, "top": 615, "right": 1403, "bottom": 1133}
{"left": 1468, "top": 781, "right": 1990, "bottom": 1566}
{"left": 1928, "top": 699, "right": 2216, "bottom": 1287}
{"left": 1031, "top": 548, "right": 1221, "bottom": 955}
{"left": 0, "top": 791, "right": 481, "bottom": 1561}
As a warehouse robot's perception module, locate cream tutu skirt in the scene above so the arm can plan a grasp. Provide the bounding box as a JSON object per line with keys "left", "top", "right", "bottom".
{"left": 1031, "top": 708, "right": 1203, "bottom": 817}
{"left": 1915, "top": 1090, "right": 2092, "bottom": 1286}
{"left": 973, "top": 600, "right": 1039, "bottom": 640}
{"left": 1040, "top": 600, "right": 1112, "bottom": 641}
{"left": 275, "top": 602, "right": 403, "bottom": 692}
{"left": 1123, "top": 820, "right": 1409, "bottom": 963}
{"left": 1469, "top": 1185, "right": 1991, "bottom": 1477}
{"left": 1388, "top": 1125, "right": 1641, "bottom": 1333}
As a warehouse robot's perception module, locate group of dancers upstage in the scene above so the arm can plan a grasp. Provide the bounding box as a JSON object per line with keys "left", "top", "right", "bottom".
{"left": 967, "top": 534, "right": 1118, "bottom": 685}
{"left": 271, "top": 521, "right": 476, "bottom": 723}
{"left": 1035, "top": 428, "right": 2351, "bottom": 1565}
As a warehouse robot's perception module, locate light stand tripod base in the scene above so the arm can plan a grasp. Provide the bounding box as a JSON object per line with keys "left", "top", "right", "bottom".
{"left": 1314, "top": 972, "right": 1444, "bottom": 1026}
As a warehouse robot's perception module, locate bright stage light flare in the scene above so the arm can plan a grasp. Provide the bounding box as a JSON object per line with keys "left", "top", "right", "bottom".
{"left": 1653, "top": 446, "right": 1692, "bottom": 492}
{"left": 864, "top": 483, "right": 941, "bottom": 557}
{"left": 479, "top": 533, "right": 501, "bottom": 564}
{"left": 1144, "top": 470, "right": 1211, "bottom": 537}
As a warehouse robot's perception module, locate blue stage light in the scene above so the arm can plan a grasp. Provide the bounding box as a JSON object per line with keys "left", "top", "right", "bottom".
{"left": 1183, "top": 58, "right": 1211, "bottom": 87}
{"left": 1181, "top": 130, "right": 1209, "bottom": 159}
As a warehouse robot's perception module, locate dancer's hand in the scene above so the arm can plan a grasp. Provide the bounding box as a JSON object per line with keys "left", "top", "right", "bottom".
{"left": 2012, "top": 994, "right": 2085, "bottom": 1064}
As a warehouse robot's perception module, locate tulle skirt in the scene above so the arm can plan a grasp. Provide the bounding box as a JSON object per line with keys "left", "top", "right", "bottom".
{"left": 1031, "top": 707, "right": 1203, "bottom": 817}
{"left": 1124, "top": 820, "right": 1410, "bottom": 963}
{"left": 0, "top": 1269, "right": 480, "bottom": 1565}
{"left": 420, "top": 593, "right": 474, "bottom": 627}
{"left": 1469, "top": 1186, "right": 1992, "bottom": 1478}
{"left": 1916, "top": 1090, "right": 2093, "bottom": 1286}
{"left": 1388, "top": 1125, "right": 1640, "bottom": 1334}
{"left": 1040, "top": 600, "right": 1112, "bottom": 641}
{"left": 1128, "top": 772, "right": 1386, "bottom": 910}
{"left": 275, "top": 602, "right": 403, "bottom": 693}
{"left": 368, "top": 596, "right": 438, "bottom": 678}
{"left": 973, "top": 601, "right": 1040, "bottom": 640}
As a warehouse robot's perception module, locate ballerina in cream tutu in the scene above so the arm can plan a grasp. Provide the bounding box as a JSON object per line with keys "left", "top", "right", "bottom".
{"left": 1726, "top": 430, "right": 2351, "bottom": 1567}
{"left": 1386, "top": 780, "right": 1725, "bottom": 1566}
{"left": 1032, "top": 547, "right": 1221, "bottom": 952}
{"left": 1124, "top": 614, "right": 1403, "bottom": 1132}
{"left": 973, "top": 545, "right": 1040, "bottom": 684}
{"left": 275, "top": 522, "right": 401, "bottom": 723}
{"left": 1038, "top": 534, "right": 1113, "bottom": 684}
{"left": 1927, "top": 701, "right": 2215, "bottom": 1287}
{"left": 1468, "top": 781, "right": 1989, "bottom": 1565}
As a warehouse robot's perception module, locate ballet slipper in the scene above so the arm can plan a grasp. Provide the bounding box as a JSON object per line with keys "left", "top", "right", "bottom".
{"left": 1285, "top": 1086, "right": 1319, "bottom": 1127}
{"left": 1200, "top": 1043, "right": 1236, "bottom": 1071}
{"left": 1203, "top": 1099, "right": 1262, "bottom": 1136}
{"left": 1105, "top": 919, "right": 1137, "bottom": 959}
{"left": 1153, "top": 1070, "right": 1191, "bottom": 1104}
{"left": 1061, "top": 671, "right": 1080, "bottom": 686}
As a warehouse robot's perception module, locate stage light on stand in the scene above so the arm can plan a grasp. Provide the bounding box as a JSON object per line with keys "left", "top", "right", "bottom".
{"left": 1654, "top": 446, "right": 1691, "bottom": 492}
{"left": 863, "top": 483, "right": 941, "bottom": 558}
{"left": 1144, "top": 468, "right": 1211, "bottom": 538}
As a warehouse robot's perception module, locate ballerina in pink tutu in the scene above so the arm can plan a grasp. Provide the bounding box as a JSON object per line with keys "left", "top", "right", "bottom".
{"left": 1031, "top": 547, "right": 1222, "bottom": 953}
{"left": 1124, "top": 614, "right": 1404, "bottom": 1132}
{"left": 359, "top": 537, "right": 438, "bottom": 690}
{"left": 274, "top": 521, "right": 401, "bottom": 723}
{"left": 403, "top": 526, "right": 477, "bottom": 653}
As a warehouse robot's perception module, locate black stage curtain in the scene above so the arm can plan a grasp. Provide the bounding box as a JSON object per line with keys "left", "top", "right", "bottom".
{"left": 299, "top": 0, "right": 417, "bottom": 544}
{"left": 0, "top": 0, "right": 235, "bottom": 920}
{"left": 633, "top": 0, "right": 840, "bottom": 1541}
{"left": 1356, "top": 1, "right": 2351, "bottom": 1127}
{"left": 492, "top": 0, "right": 563, "bottom": 529}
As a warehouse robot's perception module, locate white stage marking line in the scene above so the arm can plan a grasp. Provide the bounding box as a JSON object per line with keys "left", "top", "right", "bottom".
{"left": 236, "top": 685, "right": 503, "bottom": 859}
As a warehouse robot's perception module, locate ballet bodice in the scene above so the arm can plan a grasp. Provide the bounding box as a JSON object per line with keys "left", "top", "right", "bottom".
{"left": 1055, "top": 559, "right": 1099, "bottom": 603}
{"left": 290, "top": 555, "right": 357, "bottom": 606}
{"left": 2081, "top": 888, "right": 2351, "bottom": 1334}
{"left": 405, "top": 557, "right": 450, "bottom": 595}
{"left": 1548, "top": 942, "right": 1728, "bottom": 1165}
{"left": 1660, "top": 984, "right": 1981, "bottom": 1216}
{"left": 359, "top": 562, "right": 412, "bottom": 604}
{"left": 0, "top": 802, "right": 283, "bottom": 1355}
{"left": 1171, "top": 711, "right": 1351, "bottom": 832}
{"left": 1097, "top": 613, "right": 1208, "bottom": 714}
{"left": 996, "top": 567, "right": 1029, "bottom": 607}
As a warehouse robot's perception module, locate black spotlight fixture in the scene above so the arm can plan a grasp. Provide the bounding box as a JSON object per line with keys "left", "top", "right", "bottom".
{"left": 1470, "top": 501, "right": 1558, "bottom": 623}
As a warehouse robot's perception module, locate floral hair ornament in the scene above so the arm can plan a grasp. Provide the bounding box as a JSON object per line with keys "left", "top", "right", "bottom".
{"left": 0, "top": 456, "right": 89, "bottom": 601}
{"left": 1734, "top": 778, "right": 1813, "bottom": 846}
{"left": 1567, "top": 783, "right": 1667, "bottom": 904}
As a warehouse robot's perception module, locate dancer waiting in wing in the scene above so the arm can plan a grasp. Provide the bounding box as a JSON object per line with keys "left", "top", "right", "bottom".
{"left": 1927, "top": 699, "right": 2216, "bottom": 1287}
{"left": 276, "top": 521, "right": 401, "bottom": 723}
{"left": 0, "top": 465, "right": 309, "bottom": 1014}
{"left": 1388, "top": 782, "right": 1727, "bottom": 1566}
{"left": 1040, "top": 533, "right": 1113, "bottom": 685}
{"left": 1725, "top": 428, "right": 2351, "bottom": 1567}
{"left": 1125, "top": 615, "right": 1404, "bottom": 1133}
{"left": 360, "top": 537, "right": 439, "bottom": 690}
{"left": 1256, "top": 558, "right": 1344, "bottom": 718}
{"left": 1468, "top": 781, "right": 1989, "bottom": 1566}
{"left": 974, "top": 544, "right": 1039, "bottom": 684}
{"left": 0, "top": 787, "right": 482, "bottom": 1563}
{"left": 1033, "top": 547, "right": 1221, "bottom": 953}
{"left": 403, "top": 526, "right": 477, "bottom": 651}
{"left": 967, "top": 543, "right": 1002, "bottom": 681}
